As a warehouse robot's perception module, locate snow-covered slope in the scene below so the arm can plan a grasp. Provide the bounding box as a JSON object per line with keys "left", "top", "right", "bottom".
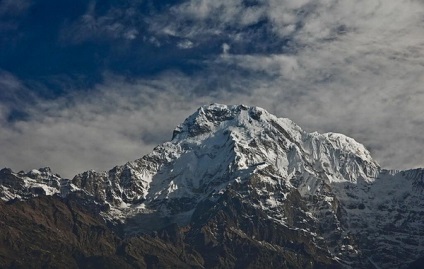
{"left": 72, "top": 104, "right": 378, "bottom": 204}
{"left": 0, "top": 167, "right": 63, "bottom": 200}
{"left": 1, "top": 104, "right": 423, "bottom": 268}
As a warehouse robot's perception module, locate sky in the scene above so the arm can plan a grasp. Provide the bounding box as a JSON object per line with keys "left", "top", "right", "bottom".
{"left": 0, "top": 0, "right": 423, "bottom": 178}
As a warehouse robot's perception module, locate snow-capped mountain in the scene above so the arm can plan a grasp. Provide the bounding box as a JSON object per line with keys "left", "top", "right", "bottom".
{"left": 1, "top": 104, "right": 423, "bottom": 268}
{"left": 0, "top": 167, "right": 63, "bottom": 200}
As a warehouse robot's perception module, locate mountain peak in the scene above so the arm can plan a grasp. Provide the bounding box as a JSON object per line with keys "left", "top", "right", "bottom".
{"left": 172, "top": 103, "right": 301, "bottom": 141}
{"left": 322, "top": 132, "right": 375, "bottom": 165}
{"left": 170, "top": 104, "right": 377, "bottom": 180}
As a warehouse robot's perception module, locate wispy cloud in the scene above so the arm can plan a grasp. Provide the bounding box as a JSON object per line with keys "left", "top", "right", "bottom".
{"left": 0, "top": 0, "right": 31, "bottom": 16}
{"left": 0, "top": 0, "right": 31, "bottom": 33}
{"left": 59, "top": 1, "right": 141, "bottom": 44}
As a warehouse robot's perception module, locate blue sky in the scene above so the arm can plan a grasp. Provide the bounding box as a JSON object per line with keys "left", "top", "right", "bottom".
{"left": 1, "top": 0, "right": 424, "bottom": 178}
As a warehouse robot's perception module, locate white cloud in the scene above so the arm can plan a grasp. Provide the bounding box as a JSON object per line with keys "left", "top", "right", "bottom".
{"left": 0, "top": 71, "right": 23, "bottom": 91}
{"left": 150, "top": 0, "right": 267, "bottom": 40}
{"left": 222, "top": 43, "right": 230, "bottom": 54}
{"left": 220, "top": 54, "right": 301, "bottom": 79}
{"left": 153, "top": 0, "right": 424, "bottom": 49}
{"left": 177, "top": 40, "right": 194, "bottom": 49}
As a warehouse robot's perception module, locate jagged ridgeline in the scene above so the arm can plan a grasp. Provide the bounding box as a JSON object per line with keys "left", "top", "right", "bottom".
{"left": 1, "top": 104, "right": 423, "bottom": 269}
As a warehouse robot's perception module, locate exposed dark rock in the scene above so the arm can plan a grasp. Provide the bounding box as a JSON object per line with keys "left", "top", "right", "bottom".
{"left": 186, "top": 189, "right": 342, "bottom": 269}
{"left": 0, "top": 195, "right": 203, "bottom": 269}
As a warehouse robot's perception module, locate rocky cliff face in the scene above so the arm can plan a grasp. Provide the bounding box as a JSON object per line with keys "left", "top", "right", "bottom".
{"left": 1, "top": 104, "right": 423, "bottom": 268}
{"left": 0, "top": 167, "right": 62, "bottom": 200}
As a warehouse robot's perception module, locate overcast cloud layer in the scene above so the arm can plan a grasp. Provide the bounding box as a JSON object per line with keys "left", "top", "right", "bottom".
{"left": 0, "top": 0, "right": 423, "bottom": 178}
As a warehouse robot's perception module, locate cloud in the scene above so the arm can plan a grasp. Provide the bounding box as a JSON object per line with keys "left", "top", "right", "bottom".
{"left": 172, "top": 0, "right": 266, "bottom": 27}
{"left": 59, "top": 1, "right": 142, "bottom": 44}
{"left": 151, "top": 0, "right": 424, "bottom": 52}
{"left": 149, "top": 0, "right": 267, "bottom": 45}
{"left": 222, "top": 43, "right": 230, "bottom": 54}
{"left": 0, "top": 0, "right": 31, "bottom": 16}
{"left": 177, "top": 40, "right": 194, "bottom": 49}
{"left": 0, "top": 0, "right": 31, "bottom": 34}
{"left": 0, "top": 71, "right": 37, "bottom": 116}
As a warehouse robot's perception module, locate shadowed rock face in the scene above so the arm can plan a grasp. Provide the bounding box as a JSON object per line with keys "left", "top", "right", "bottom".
{"left": 0, "top": 195, "right": 204, "bottom": 269}
{"left": 185, "top": 189, "right": 342, "bottom": 269}
{"left": 0, "top": 193, "right": 341, "bottom": 269}
{"left": 0, "top": 195, "right": 114, "bottom": 268}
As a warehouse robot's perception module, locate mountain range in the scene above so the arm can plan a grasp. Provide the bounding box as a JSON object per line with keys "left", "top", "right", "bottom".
{"left": 1, "top": 104, "right": 423, "bottom": 269}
